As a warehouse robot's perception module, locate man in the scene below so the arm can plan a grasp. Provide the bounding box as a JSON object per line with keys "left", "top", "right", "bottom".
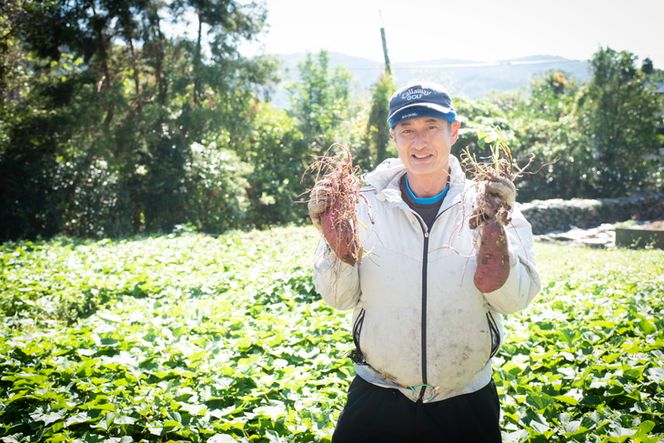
{"left": 309, "top": 81, "right": 541, "bottom": 442}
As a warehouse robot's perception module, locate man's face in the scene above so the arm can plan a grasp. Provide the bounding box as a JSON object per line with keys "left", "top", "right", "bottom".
{"left": 391, "top": 116, "right": 460, "bottom": 181}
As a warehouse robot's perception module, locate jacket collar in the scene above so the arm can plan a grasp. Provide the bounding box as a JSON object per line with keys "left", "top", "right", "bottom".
{"left": 364, "top": 155, "right": 466, "bottom": 211}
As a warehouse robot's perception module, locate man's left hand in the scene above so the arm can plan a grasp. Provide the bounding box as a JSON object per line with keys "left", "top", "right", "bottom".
{"left": 473, "top": 177, "right": 516, "bottom": 228}
{"left": 485, "top": 177, "right": 515, "bottom": 208}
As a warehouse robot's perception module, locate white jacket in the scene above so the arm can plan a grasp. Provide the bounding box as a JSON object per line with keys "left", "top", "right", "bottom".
{"left": 313, "top": 155, "right": 541, "bottom": 403}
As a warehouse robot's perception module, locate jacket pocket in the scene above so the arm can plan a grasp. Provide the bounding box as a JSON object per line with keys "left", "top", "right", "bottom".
{"left": 350, "top": 308, "right": 366, "bottom": 363}
{"left": 486, "top": 311, "right": 501, "bottom": 360}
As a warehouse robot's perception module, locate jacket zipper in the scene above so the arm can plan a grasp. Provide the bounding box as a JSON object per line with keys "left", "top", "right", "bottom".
{"left": 419, "top": 224, "right": 430, "bottom": 401}
{"left": 403, "top": 201, "right": 460, "bottom": 402}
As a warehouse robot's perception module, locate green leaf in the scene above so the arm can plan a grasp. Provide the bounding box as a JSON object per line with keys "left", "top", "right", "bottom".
{"left": 179, "top": 402, "right": 208, "bottom": 416}
{"left": 637, "top": 319, "right": 656, "bottom": 334}
{"left": 208, "top": 435, "right": 238, "bottom": 443}
{"left": 65, "top": 412, "right": 93, "bottom": 427}
{"left": 148, "top": 424, "right": 163, "bottom": 436}
{"left": 113, "top": 415, "right": 137, "bottom": 425}
{"left": 526, "top": 393, "right": 554, "bottom": 412}
{"left": 554, "top": 395, "right": 579, "bottom": 406}
{"left": 647, "top": 367, "right": 664, "bottom": 383}
{"left": 252, "top": 402, "right": 287, "bottom": 422}
{"left": 29, "top": 409, "right": 66, "bottom": 426}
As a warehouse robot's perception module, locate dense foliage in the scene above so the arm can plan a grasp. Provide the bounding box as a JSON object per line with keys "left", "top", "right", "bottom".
{"left": 575, "top": 49, "right": 661, "bottom": 196}
{"left": 1, "top": 0, "right": 662, "bottom": 243}
{"left": 456, "top": 49, "right": 663, "bottom": 201}
{"left": 287, "top": 51, "right": 357, "bottom": 156}
{"left": 0, "top": 227, "right": 662, "bottom": 441}
{"left": 0, "top": 0, "right": 276, "bottom": 240}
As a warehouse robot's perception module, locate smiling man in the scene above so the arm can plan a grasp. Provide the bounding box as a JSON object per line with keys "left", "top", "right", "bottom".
{"left": 309, "top": 81, "right": 541, "bottom": 442}
{"left": 392, "top": 115, "right": 457, "bottom": 194}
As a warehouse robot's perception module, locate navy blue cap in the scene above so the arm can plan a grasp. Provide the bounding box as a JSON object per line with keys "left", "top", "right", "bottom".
{"left": 388, "top": 81, "right": 457, "bottom": 128}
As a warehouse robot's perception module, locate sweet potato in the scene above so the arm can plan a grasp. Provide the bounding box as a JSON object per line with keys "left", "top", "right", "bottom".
{"left": 474, "top": 220, "right": 510, "bottom": 292}
{"left": 320, "top": 196, "right": 361, "bottom": 266}
{"left": 460, "top": 131, "right": 535, "bottom": 292}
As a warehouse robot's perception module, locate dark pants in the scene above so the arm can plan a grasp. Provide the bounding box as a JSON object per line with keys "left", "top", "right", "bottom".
{"left": 332, "top": 377, "right": 502, "bottom": 443}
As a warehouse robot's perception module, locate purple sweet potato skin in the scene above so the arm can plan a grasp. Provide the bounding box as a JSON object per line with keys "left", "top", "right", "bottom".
{"left": 474, "top": 220, "right": 510, "bottom": 293}
{"left": 320, "top": 197, "right": 360, "bottom": 266}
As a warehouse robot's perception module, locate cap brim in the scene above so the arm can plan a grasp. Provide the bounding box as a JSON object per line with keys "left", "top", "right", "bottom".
{"left": 387, "top": 102, "right": 454, "bottom": 121}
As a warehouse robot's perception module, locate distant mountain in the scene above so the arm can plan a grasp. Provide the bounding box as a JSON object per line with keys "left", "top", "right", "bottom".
{"left": 271, "top": 52, "right": 590, "bottom": 107}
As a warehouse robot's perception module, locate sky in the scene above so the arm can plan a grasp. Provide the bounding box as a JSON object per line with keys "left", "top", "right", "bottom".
{"left": 242, "top": 0, "right": 664, "bottom": 68}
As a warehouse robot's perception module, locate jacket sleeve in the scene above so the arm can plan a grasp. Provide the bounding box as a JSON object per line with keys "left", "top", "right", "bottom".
{"left": 480, "top": 208, "right": 541, "bottom": 314}
{"left": 312, "top": 239, "right": 361, "bottom": 310}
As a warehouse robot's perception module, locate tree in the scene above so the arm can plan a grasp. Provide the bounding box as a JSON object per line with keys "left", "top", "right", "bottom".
{"left": 574, "top": 47, "right": 661, "bottom": 197}
{"left": 242, "top": 103, "right": 308, "bottom": 227}
{"left": 527, "top": 71, "right": 578, "bottom": 121}
{"left": 364, "top": 72, "right": 395, "bottom": 169}
{"left": 288, "top": 50, "right": 354, "bottom": 155}
{"left": 495, "top": 71, "right": 583, "bottom": 201}
{"left": 478, "top": 57, "right": 661, "bottom": 202}
{"left": 641, "top": 57, "right": 654, "bottom": 76}
{"left": 0, "top": 0, "right": 275, "bottom": 240}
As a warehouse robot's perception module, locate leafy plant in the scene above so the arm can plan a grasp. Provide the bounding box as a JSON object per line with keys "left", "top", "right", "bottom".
{"left": 1, "top": 227, "right": 662, "bottom": 442}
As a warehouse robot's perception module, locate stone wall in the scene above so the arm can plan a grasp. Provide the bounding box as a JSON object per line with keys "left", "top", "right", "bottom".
{"left": 517, "top": 193, "right": 664, "bottom": 235}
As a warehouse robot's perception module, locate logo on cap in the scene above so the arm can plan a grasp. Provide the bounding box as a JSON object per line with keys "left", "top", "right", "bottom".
{"left": 401, "top": 87, "right": 432, "bottom": 101}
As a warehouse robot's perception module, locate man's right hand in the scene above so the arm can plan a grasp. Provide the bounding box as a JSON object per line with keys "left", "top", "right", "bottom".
{"left": 308, "top": 180, "right": 332, "bottom": 231}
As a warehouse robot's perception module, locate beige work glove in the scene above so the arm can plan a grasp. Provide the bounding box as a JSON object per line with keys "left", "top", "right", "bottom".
{"left": 472, "top": 177, "right": 517, "bottom": 228}
{"left": 485, "top": 177, "right": 516, "bottom": 207}
{"left": 308, "top": 180, "right": 332, "bottom": 231}
{"left": 485, "top": 176, "right": 516, "bottom": 225}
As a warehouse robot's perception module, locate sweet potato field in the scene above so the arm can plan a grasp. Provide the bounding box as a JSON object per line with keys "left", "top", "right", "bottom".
{"left": 1, "top": 226, "right": 662, "bottom": 442}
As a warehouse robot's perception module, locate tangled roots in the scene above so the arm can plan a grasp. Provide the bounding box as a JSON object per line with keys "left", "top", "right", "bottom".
{"left": 308, "top": 146, "right": 362, "bottom": 265}
{"left": 461, "top": 133, "right": 534, "bottom": 229}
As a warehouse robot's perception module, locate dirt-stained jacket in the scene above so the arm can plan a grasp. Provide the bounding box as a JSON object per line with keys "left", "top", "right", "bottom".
{"left": 313, "top": 155, "right": 541, "bottom": 403}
